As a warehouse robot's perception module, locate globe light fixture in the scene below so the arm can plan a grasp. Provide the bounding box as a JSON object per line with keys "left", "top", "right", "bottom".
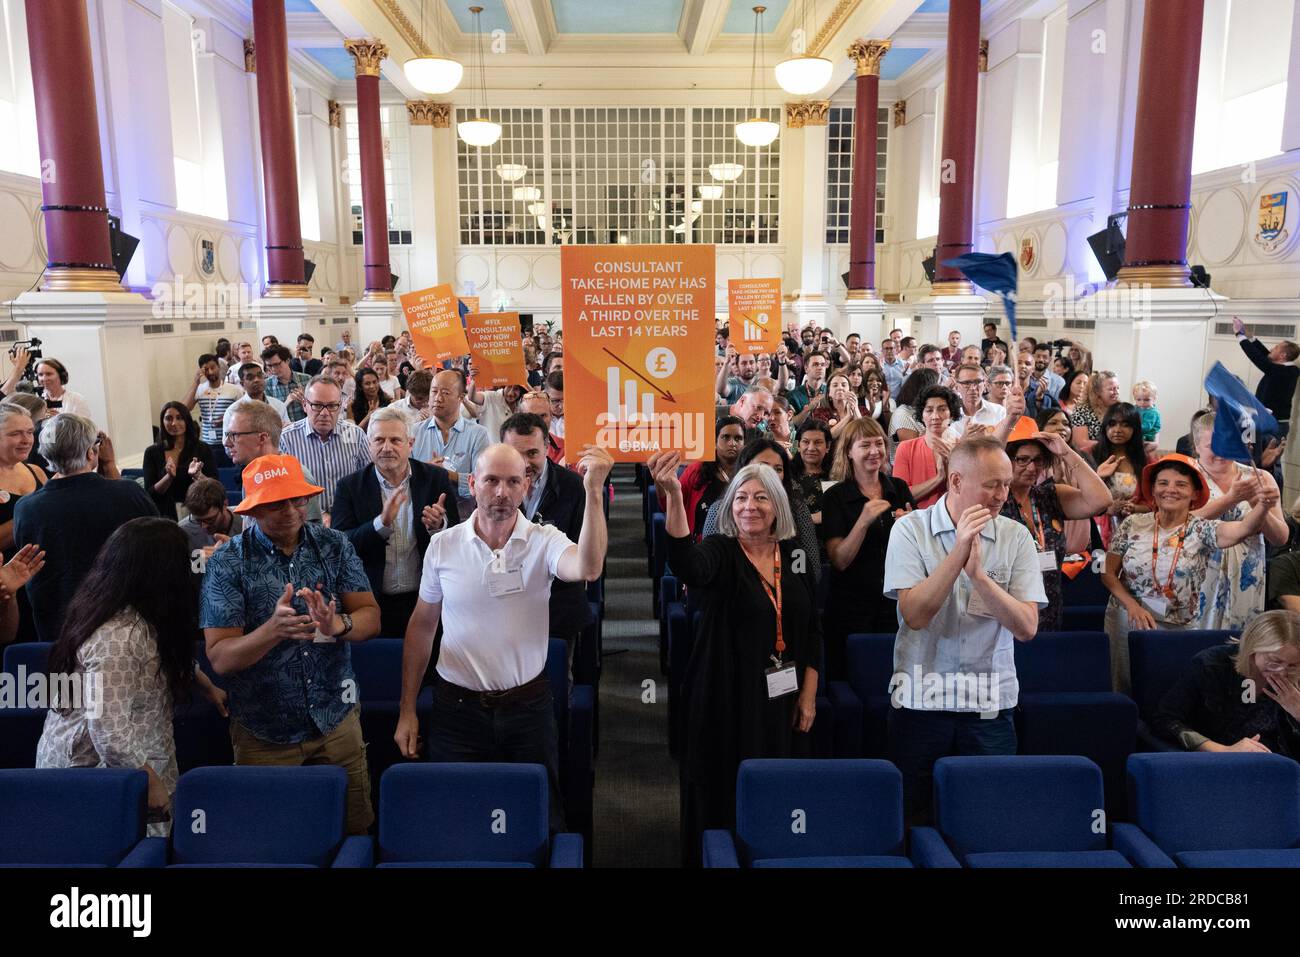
{"left": 496, "top": 163, "right": 528, "bottom": 181}
{"left": 458, "top": 7, "right": 501, "bottom": 148}
{"left": 708, "top": 163, "right": 744, "bottom": 182}
{"left": 403, "top": 0, "right": 463, "bottom": 93}
{"left": 774, "top": 1, "right": 832, "bottom": 94}
{"left": 735, "top": 6, "right": 779, "bottom": 149}
{"left": 698, "top": 184, "right": 724, "bottom": 200}
{"left": 513, "top": 186, "right": 541, "bottom": 202}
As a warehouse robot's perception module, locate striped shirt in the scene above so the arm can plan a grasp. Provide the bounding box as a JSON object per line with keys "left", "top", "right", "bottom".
{"left": 278, "top": 418, "right": 372, "bottom": 514}
{"left": 195, "top": 382, "right": 243, "bottom": 444}
{"left": 264, "top": 370, "right": 311, "bottom": 421}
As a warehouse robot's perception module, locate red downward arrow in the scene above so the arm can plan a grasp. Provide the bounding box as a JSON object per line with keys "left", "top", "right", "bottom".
{"left": 602, "top": 348, "right": 676, "bottom": 403}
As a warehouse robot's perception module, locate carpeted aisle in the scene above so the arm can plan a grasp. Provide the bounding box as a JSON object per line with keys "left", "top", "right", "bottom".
{"left": 591, "top": 465, "right": 681, "bottom": 867}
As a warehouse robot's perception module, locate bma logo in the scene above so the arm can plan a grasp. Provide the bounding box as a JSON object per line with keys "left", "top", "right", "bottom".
{"left": 252, "top": 467, "right": 289, "bottom": 486}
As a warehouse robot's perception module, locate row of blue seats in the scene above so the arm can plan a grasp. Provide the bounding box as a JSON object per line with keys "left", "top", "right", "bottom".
{"left": 704, "top": 753, "right": 1300, "bottom": 868}
{"left": 0, "top": 763, "right": 580, "bottom": 868}
{"left": 0, "top": 636, "right": 596, "bottom": 859}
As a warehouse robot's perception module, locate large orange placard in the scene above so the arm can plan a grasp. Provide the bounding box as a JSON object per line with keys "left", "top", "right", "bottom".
{"left": 399, "top": 283, "right": 470, "bottom": 362}
{"left": 466, "top": 312, "right": 529, "bottom": 388}
{"left": 727, "top": 278, "right": 782, "bottom": 355}
{"left": 562, "top": 244, "right": 715, "bottom": 462}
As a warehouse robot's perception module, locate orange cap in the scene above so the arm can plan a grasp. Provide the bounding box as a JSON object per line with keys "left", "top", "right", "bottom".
{"left": 1003, "top": 416, "right": 1045, "bottom": 450}
{"left": 232, "top": 454, "right": 324, "bottom": 514}
{"left": 1139, "top": 453, "right": 1210, "bottom": 512}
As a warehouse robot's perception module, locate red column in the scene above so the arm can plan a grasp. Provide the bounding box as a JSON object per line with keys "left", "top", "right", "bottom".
{"left": 932, "top": 0, "right": 981, "bottom": 294}
{"left": 345, "top": 39, "right": 393, "bottom": 301}
{"left": 251, "top": 0, "right": 307, "bottom": 297}
{"left": 846, "top": 40, "right": 890, "bottom": 296}
{"left": 24, "top": 0, "right": 121, "bottom": 292}
{"left": 1118, "top": 0, "right": 1205, "bottom": 289}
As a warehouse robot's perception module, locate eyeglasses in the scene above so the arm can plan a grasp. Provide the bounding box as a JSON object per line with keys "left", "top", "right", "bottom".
{"left": 306, "top": 401, "right": 342, "bottom": 413}
{"left": 223, "top": 429, "right": 263, "bottom": 443}
{"left": 262, "top": 496, "right": 311, "bottom": 512}
{"left": 956, "top": 379, "right": 984, "bottom": 389}
{"left": 1013, "top": 455, "right": 1046, "bottom": 468}
{"left": 990, "top": 379, "right": 1013, "bottom": 388}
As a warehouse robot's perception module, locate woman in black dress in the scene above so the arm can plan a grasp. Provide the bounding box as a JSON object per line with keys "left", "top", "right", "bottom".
{"left": 652, "top": 450, "right": 822, "bottom": 866}
{"left": 821, "top": 416, "right": 915, "bottom": 679}
{"left": 142, "top": 401, "right": 214, "bottom": 520}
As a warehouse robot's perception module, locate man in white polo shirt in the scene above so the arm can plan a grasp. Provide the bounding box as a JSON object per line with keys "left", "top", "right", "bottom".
{"left": 883, "top": 435, "right": 1046, "bottom": 822}
{"left": 395, "top": 441, "right": 612, "bottom": 831}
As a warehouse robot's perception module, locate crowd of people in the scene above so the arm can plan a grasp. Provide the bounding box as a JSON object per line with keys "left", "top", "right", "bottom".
{"left": 7, "top": 313, "right": 1300, "bottom": 864}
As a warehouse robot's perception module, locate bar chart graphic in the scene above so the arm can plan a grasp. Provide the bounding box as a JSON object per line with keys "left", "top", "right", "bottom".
{"left": 606, "top": 364, "right": 656, "bottom": 424}
{"left": 739, "top": 312, "right": 769, "bottom": 343}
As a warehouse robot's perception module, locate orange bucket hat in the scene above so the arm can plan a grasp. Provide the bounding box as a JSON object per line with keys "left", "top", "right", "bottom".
{"left": 1139, "top": 453, "right": 1210, "bottom": 512}
{"left": 1003, "top": 416, "right": 1046, "bottom": 451}
{"left": 232, "top": 454, "right": 324, "bottom": 514}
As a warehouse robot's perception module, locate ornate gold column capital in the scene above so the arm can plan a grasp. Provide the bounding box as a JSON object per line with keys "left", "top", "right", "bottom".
{"left": 847, "top": 39, "right": 891, "bottom": 77}
{"left": 892, "top": 99, "right": 906, "bottom": 127}
{"left": 785, "top": 100, "right": 830, "bottom": 128}
{"left": 978, "top": 39, "right": 989, "bottom": 72}
{"left": 328, "top": 100, "right": 341, "bottom": 128}
{"left": 408, "top": 101, "right": 451, "bottom": 127}
{"left": 344, "top": 38, "right": 389, "bottom": 77}
{"left": 243, "top": 39, "right": 255, "bottom": 73}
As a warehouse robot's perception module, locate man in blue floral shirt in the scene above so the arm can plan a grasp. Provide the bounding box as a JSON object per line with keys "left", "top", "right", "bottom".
{"left": 201, "top": 454, "right": 380, "bottom": 834}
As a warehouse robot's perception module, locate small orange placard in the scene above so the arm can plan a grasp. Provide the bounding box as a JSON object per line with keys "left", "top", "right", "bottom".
{"left": 466, "top": 312, "right": 529, "bottom": 388}
{"left": 727, "top": 278, "right": 782, "bottom": 355}
{"left": 399, "top": 283, "right": 470, "bottom": 363}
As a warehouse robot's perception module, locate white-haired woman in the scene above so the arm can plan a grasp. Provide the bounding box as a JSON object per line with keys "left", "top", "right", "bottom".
{"left": 651, "top": 450, "right": 822, "bottom": 866}
{"left": 1154, "top": 609, "right": 1300, "bottom": 756}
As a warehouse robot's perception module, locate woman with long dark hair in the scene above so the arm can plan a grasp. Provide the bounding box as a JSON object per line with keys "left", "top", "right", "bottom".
{"left": 142, "top": 401, "right": 214, "bottom": 520}
{"left": 37, "top": 518, "right": 226, "bottom": 832}
{"left": 888, "top": 367, "right": 940, "bottom": 443}
{"left": 1094, "top": 401, "right": 1149, "bottom": 539}
{"left": 348, "top": 367, "right": 389, "bottom": 430}
{"left": 671, "top": 416, "right": 746, "bottom": 540}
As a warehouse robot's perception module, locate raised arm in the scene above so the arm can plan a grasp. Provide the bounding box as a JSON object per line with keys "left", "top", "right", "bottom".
{"left": 1037, "top": 433, "right": 1111, "bottom": 518}
{"left": 555, "top": 445, "right": 612, "bottom": 583}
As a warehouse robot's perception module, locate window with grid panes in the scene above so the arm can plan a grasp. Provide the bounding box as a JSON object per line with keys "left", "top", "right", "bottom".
{"left": 548, "top": 107, "right": 687, "bottom": 245}
{"left": 456, "top": 107, "right": 546, "bottom": 245}
{"left": 692, "top": 107, "right": 780, "bottom": 245}
{"left": 345, "top": 106, "right": 414, "bottom": 246}
{"left": 824, "top": 106, "right": 889, "bottom": 245}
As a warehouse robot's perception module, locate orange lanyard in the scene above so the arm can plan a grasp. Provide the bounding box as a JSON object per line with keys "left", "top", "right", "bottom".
{"left": 1152, "top": 519, "right": 1189, "bottom": 600}
{"left": 757, "top": 543, "right": 785, "bottom": 660}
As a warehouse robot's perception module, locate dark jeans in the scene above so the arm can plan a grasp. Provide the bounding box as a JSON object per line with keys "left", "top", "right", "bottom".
{"left": 888, "top": 707, "right": 1017, "bottom": 826}
{"left": 377, "top": 590, "right": 419, "bottom": 640}
{"left": 427, "top": 673, "right": 565, "bottom": 833}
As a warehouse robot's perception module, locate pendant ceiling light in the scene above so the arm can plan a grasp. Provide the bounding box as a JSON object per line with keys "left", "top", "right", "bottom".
{"left": 708, "top": 162, "right": 744, "bottom": 182}
{"left": 735, "top": 6, "right": 779, "bottom": 148}
{"left": 404, "top": 0, "right": 464, "bottom": 94}
{"left": 698, "top": 184, "right": 724, "bottom": 200}
{"left": 457, "top": 6, "right": 501, "bottom": 148}
{"left": 495, "top": 163, "right": 528, "bottom": 181}
{"left": 774, "top": 0, "right": 832, "bottom": 95}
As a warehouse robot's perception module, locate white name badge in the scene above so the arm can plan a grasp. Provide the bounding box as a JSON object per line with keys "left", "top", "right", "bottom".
{"left": 966, "top": 571, "right": 1010, "bottom": 619}
{"left": 1038, "top": 550, "right": 1058, "bottom": 573}
{"left": 487, "top": 566, "right": 525, "bottom": 597}
{"left": 1142, "top": 594, "right": 1168, "bottom": 619}
{"left": 765, "top": 664, "right": 799, "bottom": 699}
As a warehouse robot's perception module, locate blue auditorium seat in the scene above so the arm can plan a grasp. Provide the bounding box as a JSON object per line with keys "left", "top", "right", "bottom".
{"left": 365, "top": 763, "right": 583, "bottom": 867}
{"left": 912, "top": 756, "right": 1132, "bottom": 868}
{"left": 217, "top": 466, "right": 242, "bottom": 492}
{"left": 120, "top": 766, "right": 368, "bottom": 867}
{"left": 0, "top": 768, "right": 147, "bottom": 867}
{"left": 1128, "top": 630, "right": 1236, "bottom": 750}
{"left": 703, "top": 759, "right": 911, "bottom": 868}
{"left": 0, "top": 643, "right": 52, "bottom": 769}
{"left": 1114, "top": 753, "right": 1300, "bottom": 868}
{"left": 827, "top": 633, "right": 895, "bottom": 758}
{"left": 349, "top": 638, "right": 434, "bottom": 808}
{"left": 547, "top": 638, "right": 594, "bottom": 857}
{"left": 226, "top": 490, "right": 242, "bottom": 507}
{"left": 1061, "top": 604, "right": 1106, "bottom": 632}
{"left": 1013, "top": 631, "right": 1137, "bottom": 815}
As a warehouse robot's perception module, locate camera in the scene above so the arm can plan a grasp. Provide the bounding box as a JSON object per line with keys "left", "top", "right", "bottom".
{"left": 8, "top": 338, "right": 41, "bottom": 383}
{"left": 1048, "top": 338, "right": 1073, "bottom": 350}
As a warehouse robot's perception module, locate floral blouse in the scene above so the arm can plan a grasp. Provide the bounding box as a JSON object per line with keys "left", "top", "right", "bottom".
{"left": 36, "top": 609, "right": 177, "bottom": 836}
{"left": 1107, "top": 513, "right": 1221, "bottom": 625}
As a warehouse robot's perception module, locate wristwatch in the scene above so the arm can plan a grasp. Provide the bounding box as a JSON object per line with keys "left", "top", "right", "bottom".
{"left": 336, "top": 612, "right": 354, "bottom": 638}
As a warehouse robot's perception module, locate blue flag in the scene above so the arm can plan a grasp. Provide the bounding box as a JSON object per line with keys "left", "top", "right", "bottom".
{"left": 1203, "top": 361, "right": 1280, "bottom": 461}
{"left": 941, "top": 252, "right": 1019, "bottom": 340}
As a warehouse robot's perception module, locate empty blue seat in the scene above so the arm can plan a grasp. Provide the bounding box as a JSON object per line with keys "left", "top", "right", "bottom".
{"left": 1013, "top": 631, "right": 1137, "bottom": 814}
{"left": 174, "top": 641, "right": 233, "bottom": 772}
{"left": 1114, "top": 753, "right": 1300, "bottom": 867}
{"left": 366, "top": 763, "right": 582, "bottom": 867}
{"left": 349, "top": 638, "right": 434, "bottom": 809}
{"left": 217, "top": 466, "right": 242, "bottom": 492}
{"left": 827, "top": 633, "right": 895, "bottom": 758}
{"left": 1128, "top": 630, "right": 1236, "bottom": 750}
{"left": 1, "top": 643, "right": 54, "bottom": 769}
{"left": 2, "top": 640, "right": 51, "bottom": 678}
{"left": 119, "top": 766, "right": 368, "bottom": 867}
{"left": 912, "top": 756, "right": 1131, "bottom": 868}
{"left": 0, "top": 768, "right": 146, "bottom": 867}
{"left": 1061, "top": 604, "right": 1106, "bottom": 632}
{"left": 547, "top": 638, "right": 594, "bottom": 856}
{"left": 703, "top": 759, "right": 910, "bottom": 868}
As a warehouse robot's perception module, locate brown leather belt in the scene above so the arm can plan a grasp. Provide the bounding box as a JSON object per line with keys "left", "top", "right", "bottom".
{"left": 435, "top": 670, "right": 549, "bottom": 709}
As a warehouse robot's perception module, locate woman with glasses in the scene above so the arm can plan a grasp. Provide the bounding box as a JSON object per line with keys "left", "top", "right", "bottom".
{"left": 1153, "top": 609, "right": 1300, "bottom": 756}
{"left": 999, "top": 417, "right": 1112, "bottom": 630}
